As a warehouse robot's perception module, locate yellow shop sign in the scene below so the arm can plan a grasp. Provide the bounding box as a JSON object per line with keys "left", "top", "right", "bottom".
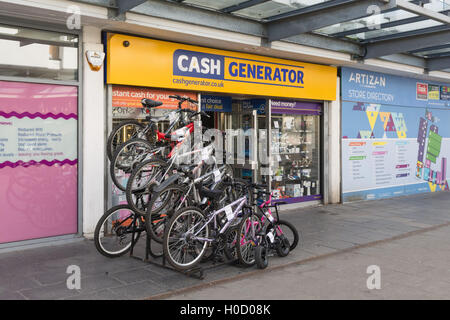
{"left": 106, "top": 34, "right": 337, "bottom": 100}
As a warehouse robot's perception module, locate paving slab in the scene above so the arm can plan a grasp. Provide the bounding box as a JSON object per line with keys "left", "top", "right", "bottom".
{"left": 167, "top": 224, "right": 450, "bottom": 300}
{"left": 0, "top": 191, "right": 449, "bottom": 300}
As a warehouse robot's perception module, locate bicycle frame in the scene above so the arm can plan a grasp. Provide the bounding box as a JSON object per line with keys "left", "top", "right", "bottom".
{"left": 175, "top": 162, "right": 229, "bottom": 211}
{"left": 256, "top": 192, "right": 289, "bottom": 240}
{"left": 144, "top": 144, "right": 226, "bottom": 213}
{"left": 189, "top": 196, "right": 248, "bottom": 243}
{"left": 127, "top": 108, "right": 181, "bottom": 141}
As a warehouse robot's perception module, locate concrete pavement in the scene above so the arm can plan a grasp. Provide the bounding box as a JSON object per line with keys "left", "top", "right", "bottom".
{"left": 167, "top": 223, "right": 450, "bottom": 300}
{"left": 0, "top": 191, "right": 449, "bottom": 300}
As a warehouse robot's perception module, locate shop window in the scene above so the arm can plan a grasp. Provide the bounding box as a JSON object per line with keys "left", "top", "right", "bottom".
{"left": 271, "top": 113, "right": 321, "bottom": 202}
{"left": 0, "top": 24, "right": 78, "bottom": 81}
{"left": 0, "top": 81, "right": 78, "bottom": 244}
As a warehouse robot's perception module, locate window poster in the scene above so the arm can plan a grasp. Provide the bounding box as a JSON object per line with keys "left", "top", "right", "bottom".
{"left": 0, "top": 81, "right": 78, "bottom": 243}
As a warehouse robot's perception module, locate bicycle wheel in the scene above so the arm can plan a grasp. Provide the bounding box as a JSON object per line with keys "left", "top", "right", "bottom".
{"left": 110, "top": 138, "right": 156, "bottom": 191}
{"left": 235, "top": 211, "right": 263, "bottom": 267}
{"left": 146, "top": 184, "right": 187, "bottom": 243}
{"left": 126, "top": 158, "right": 169, "bottom": 215}
{"left": 255, "top": 244, "right": 269, "bottom": 269}
{"left": 275, "top": 219, "right": 299, "bottom": 253}
{"left": 163, "top": 207, "right": 210, "bottom": 271}
{"left": 223, "top": 225, "right": 239, "bottom": 262}
{"left": 94, "top": 205, "right": 143, "bottom": 258}
{"left": 107, "top": 120, "right": 145, "bottom": 162}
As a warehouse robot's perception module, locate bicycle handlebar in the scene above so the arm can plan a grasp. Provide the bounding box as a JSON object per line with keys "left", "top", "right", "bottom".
{"left": 189, "top": 111, "right": 210, "bottom": 119}
{"left": 250, "top": 183, "right": 268, "bottom": 190}
{"left": 169, "top": 95, "right": 198, "bottom": 104}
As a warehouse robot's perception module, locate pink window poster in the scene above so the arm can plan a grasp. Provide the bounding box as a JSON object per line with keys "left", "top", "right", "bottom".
{"left": 0, "top": 81, "right": 78, "bottom": 244}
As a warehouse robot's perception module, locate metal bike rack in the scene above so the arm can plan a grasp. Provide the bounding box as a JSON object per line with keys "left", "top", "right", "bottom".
{"left": 127, "top": 220, "right": 237, "bottom": 280}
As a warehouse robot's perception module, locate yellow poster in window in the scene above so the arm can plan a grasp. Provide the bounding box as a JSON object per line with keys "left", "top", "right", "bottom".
{"left": 428, "top": 84, "right": 440, "bottom": 100}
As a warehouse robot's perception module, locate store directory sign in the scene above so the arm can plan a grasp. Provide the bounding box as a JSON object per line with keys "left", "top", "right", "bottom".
{"left": 341, "top": 67, "right": 450, "bottom": 202}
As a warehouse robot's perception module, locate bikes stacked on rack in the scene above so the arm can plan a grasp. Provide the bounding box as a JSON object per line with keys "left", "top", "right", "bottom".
{"left": 94, "top": 95, "right": 300, "bottom": 277}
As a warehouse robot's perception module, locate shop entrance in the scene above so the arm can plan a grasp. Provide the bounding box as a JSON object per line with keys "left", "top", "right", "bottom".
{"left": 201, "top": 95, "right": 265, "bottom": 184}
{"left": 109, "top": 87, "right": 324, "bottom": 207}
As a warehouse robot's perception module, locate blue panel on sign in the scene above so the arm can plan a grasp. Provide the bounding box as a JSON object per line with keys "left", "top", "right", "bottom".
{"left": 341, "top": 67, "right": 450, "bottom": 108}
{"left": 201, "top": 95, "right": 232, "bottom": 112}
{"left": 242, "top": 99, "right": 266, "bottom": 114}
{"left": 173, "top": 49, "right": 224, "bottom": 80}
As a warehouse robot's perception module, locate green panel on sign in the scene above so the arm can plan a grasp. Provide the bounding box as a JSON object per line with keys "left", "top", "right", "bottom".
{"left": 349, "top": 156, "right": 366, "bottom": 160}
{"left": 426, "top": 153, "right": 437, "bottom": 164}
{"left": 429, "top": 131, "right": 442, "bottom": 143}
{"left": 427, "top": 145, "right": 440, "bottom": 157}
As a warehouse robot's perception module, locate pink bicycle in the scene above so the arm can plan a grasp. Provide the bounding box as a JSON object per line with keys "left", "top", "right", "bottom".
{"left": 233, "top": 184, "right": 299, "bottom": 268}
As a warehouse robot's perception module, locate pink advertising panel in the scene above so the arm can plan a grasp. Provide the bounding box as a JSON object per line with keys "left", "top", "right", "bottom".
{"left": 0, "top": 81, "right": 78, "bottom": 244}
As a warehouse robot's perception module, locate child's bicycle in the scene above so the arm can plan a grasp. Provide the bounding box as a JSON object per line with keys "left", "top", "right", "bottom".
{"left": 250, "top": 184, "right": 299, "bottom": 269}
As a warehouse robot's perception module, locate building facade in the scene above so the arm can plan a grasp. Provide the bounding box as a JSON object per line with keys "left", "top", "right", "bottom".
{"left": 0, "top": 0, "right": 449, "bottom": 249}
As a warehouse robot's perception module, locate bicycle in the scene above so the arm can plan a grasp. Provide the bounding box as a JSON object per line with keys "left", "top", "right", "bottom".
{"left": 110, "top": 104, "right": 208, "bottom": 191}
{"left": 228, "top": 184, "right": 299, "bottom": 268}
{"left": 125, "top": 135, "right": 223, "bottom": 216}
{"left": 162, "top": 194, "right": 251, "bottom": 271}
{"left": 106, "top": 95, "right": 197, "bottom": 161}
{"left": 250, "top": 185, "right": 299, "bottom": 269}
{"left": 145, "top": 144, "right": 236, "bottom": 243}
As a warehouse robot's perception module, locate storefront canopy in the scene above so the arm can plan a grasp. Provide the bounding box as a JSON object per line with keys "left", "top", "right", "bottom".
{"left": 70, "top": 0, "right": 450, "bottom": 71}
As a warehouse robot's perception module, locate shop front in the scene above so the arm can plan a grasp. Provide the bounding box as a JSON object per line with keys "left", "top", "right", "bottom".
{"left": 105, "top": 33, "right": 336, "bottom": 206}
{"left": 341, "top": 67, "right": 450, "bottom": 202}
{"left": 0, "top": 23, "right": 81, "bottom": 247}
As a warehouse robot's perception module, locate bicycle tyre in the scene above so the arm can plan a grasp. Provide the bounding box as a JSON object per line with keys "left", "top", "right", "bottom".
{"left": 146, "top": 184, "right": 188, "bottom": 243}
{"left": 107, "top": 120, "right": 145, "bottom": 162}
{"left": 163, "top": 206, "right": 210, "bottom": 271}
{"left": 110, "top": 138, "right": 156, "bottom": 191}
{"left": 255, "top": 244, "right": 269, "bottom": 269}
{"left": 223, "top": 225, "right": 239, "bottom": 262}
{"left": 125, "top": 158, "right": 169, "bottom": 215}
{"left": 235, "top": 211, "right": 263, "bottom": 267}
{"left": 275, "top": 219, "right": 299, "bottom": 253}
{"left": 94, "top": 205, "right": 141, "bottom": 258}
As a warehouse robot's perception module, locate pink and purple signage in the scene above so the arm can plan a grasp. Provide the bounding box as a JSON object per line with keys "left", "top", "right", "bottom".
{"left": 271, "top": 100, "right": 322, "bottom": 115}
{"left": 0, "top": 81, "right": 78, "bottom": 244}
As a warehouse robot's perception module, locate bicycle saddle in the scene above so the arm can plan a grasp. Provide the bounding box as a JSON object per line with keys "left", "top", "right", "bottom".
{"left": 199, "top": 186, "right": 223, "bottom": 201}
{"left": 141, "top": 99, "right": 163, "bottom": 108}
{"left": 179, "top": 165, "right": 197, "bottom": 174}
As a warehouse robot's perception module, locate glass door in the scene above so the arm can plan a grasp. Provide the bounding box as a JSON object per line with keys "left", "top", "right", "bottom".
{"left": 230, "top": 100, "right": 258, "bottom": 183}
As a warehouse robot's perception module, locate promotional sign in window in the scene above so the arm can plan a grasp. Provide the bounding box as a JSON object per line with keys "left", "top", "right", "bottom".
{"left": 242, "top": 99, "right": 266, "bottom": 115}
{"left": 440, "top": 85, "right": 450, "bottom": 101}
{"left": 417, "top": 83, "right": 428, "bottom": 101}
{"left": 112, "top": 85, "right": 197, "bottom": 119}
{"left": 271, "top": 100, "right": 322, "bottom": 115}
{"left": 341, "top": 68, "right": 450, "bottom": 202}
{"left": 201, "top": 95, "right": 232, "bottom": 112}
{"left": 428, "top": 84, "right": 440, "bottom": 100}
{"left": 0, "top": 81, "right": 78, "bottom": 244}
